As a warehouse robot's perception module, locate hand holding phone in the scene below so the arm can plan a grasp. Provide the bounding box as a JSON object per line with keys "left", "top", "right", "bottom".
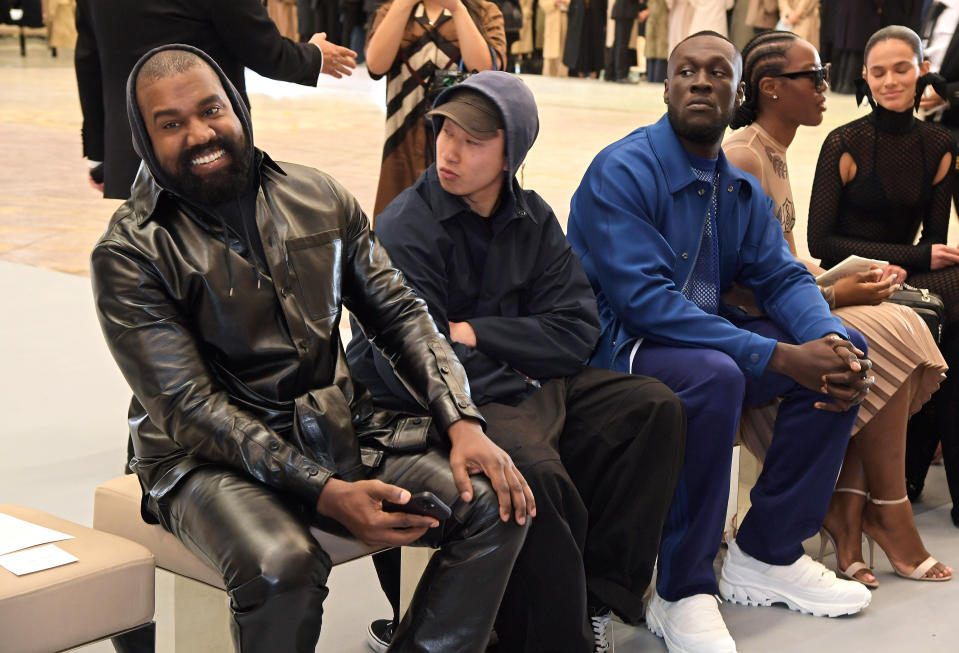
{"left": 382, "top": 491, "right": 452, "bottom": 521}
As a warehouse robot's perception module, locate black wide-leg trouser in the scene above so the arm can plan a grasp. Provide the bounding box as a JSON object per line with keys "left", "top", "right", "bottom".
{"left": 158, "top": 449, "right": 528, "bottom": 653}
{"left": 487, "top": 368, "right": 685, "bottom": 653}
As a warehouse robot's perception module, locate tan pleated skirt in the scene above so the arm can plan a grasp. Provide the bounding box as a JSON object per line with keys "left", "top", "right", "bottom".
{"left": 739, "top": 302, "right": 947, "bottom": 461}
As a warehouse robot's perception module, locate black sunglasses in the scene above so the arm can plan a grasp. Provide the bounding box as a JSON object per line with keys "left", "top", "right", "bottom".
{"left": 774, "top": 64, "right": 831, "bottom": 91}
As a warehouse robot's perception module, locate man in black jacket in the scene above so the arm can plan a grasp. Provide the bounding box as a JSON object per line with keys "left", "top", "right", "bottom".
{"left": 75, "top": 0, "right": 358, "bottom": 200}
{"left": 91, "top": 44, "right": 533, "bottom": 653}
{"left": 347, "top": 71, "right": 685, "bottom": 653}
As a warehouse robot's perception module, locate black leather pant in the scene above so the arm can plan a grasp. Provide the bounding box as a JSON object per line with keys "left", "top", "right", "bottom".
{"left": 160, "top": 449, "right": 528, "bottom": 653}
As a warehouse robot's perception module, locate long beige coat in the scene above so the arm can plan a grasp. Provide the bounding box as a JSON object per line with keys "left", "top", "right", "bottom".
{"left": 778, "top": 0, "right": 819, "bottom": 50}
{"left": 513, "top": 0, "right": 536, "bottom": 54}
{"left": 43, "top": 0, "right": 77, "bottom": 50}
{"left": 645, "top": 0, "right": 670, "bottom": 60}
{"left": 668, "top": 0, "right": 734, "bottom": 54}
{"left": 540, "top": 0, "right": 569, "bottom": 75}
{"left": 267, "top": 0, "right": 299, "bottom": 42}
{"left": 745, "top": 0, "right": 778, "bottom": 29}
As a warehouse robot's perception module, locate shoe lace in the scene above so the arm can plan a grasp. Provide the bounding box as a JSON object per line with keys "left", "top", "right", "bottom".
{"left": 590, "top": 612, "right": 613, "bottom": 652}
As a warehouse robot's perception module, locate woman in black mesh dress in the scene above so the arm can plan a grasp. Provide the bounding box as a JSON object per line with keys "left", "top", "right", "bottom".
{"left": 808, "top": 25, "right": 959, "bottom": 529}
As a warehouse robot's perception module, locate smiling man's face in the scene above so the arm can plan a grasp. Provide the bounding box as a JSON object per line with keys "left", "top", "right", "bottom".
{"left": 665, "top": 35, "right": 744, "bottom": 149}
{"left": 137, "top": 62, "right": 250, "bottom": 203}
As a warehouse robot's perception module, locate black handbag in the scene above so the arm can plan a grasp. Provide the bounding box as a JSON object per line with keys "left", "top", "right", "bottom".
{"left": 886, "top": 283, "right": 945, "bottom": 343}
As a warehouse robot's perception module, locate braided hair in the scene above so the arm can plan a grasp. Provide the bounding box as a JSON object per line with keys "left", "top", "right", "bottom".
{"left": 730, "top": 30, "right": 801, "bottom": 129}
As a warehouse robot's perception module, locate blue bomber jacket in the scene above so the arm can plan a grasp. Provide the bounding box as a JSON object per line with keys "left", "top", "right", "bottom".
{"left": 567, "top": 114, "right": 846, "bottom": 377}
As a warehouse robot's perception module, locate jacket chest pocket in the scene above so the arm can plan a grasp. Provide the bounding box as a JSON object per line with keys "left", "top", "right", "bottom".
{"left": 287, "top": 230, "right": 343, "bottom": 320}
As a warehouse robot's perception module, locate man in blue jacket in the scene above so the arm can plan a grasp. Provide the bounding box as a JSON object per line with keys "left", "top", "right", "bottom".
{"left": 568, "top": 31, "right": 874, "bottom": 652}
{"left": 348, "top": 71, "right": 686, "bottom": 653}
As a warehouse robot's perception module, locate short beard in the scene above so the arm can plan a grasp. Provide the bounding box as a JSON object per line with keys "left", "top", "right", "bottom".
{"left": 168, "top": 134, "right": 252, "bottom": 205}
{"left": 667, "top": 104, "right": 728, "bottom": 146}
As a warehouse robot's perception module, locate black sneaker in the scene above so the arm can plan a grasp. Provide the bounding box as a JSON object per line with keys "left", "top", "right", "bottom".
{"left": 367, "top": 619, "right": 393, "bottom": 653}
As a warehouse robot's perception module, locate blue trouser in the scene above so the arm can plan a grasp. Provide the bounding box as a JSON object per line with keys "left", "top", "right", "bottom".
{"left": 629, "top": 317, "right": 866, "bottom": 601}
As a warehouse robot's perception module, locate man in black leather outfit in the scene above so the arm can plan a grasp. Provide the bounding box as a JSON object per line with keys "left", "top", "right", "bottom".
{"left": 91, "top": 43, "right": 532, "bottom": 653}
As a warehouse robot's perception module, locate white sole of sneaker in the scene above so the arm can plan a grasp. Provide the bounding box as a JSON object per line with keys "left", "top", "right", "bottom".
{"left": 645, "top": 605, "right": 736, "bottom": 653}
{"left": 718, "top": 573, "right": 871, "bottom": 617}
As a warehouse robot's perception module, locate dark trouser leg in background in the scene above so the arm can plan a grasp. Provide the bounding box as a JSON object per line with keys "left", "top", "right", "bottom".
{"left": 370, "top": 548, "right": 401, "bottom": 624}
{"left": 483, "top": 369, "right": 684, "bottom": 652}
{"left": 906, "top": 328, "right": 959, "bottom": 524}
{"left": 631, "top": 319, "right": 863, "bottom": 601}
{"left": 160, "top": 449, "right": 526, "bottom": 653}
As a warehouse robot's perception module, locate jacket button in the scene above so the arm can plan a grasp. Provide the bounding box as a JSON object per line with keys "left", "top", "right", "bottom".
{"left": 727, "top": 185, "right": 734, "bottom": 192}
{"left": 440, "top": 366, "right": 450, "bottom": 374}
{"left": 412, "top": 417, "right": 423, "bottom": 425}
{"left": 681, "top": 252, "right": 689, "bottom": 260}
{"left": 750, "top": 353, "right": 760, "bottom": 363}
{"left": 280, "top": 288, "right": 289, "bottom": 298}
{"left": 307, "top": 467, "right": 319, "bottom": 476}
{"left": 457, "top": 399, "right": 469, "bottom": 408}
{"left": 269, "top": 441, "right": 280, "bottom": 451}
{"left": 698, "top": 188, "right": 705, "bottom": 196}
{"left": 517, "top": 210, "right": 527, "bottom": 217}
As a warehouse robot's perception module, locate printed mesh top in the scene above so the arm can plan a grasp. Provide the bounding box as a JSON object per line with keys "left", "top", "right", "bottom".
{"left": 367, "top": 1, "right": 506, "bottom": 218}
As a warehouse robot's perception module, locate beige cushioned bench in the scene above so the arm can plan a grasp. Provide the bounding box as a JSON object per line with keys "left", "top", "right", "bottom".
{"left": 93, "top": 474, "right": 384, "bottom": 589}
{"left": 0, "top": 504, "right": 155, "bottom": 653}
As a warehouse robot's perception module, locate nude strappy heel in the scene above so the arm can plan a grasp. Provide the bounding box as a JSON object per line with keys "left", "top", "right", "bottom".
{"left": 817, "top": 488, "right": 879, "bottom": 588}
{"left": 866, "top": 495, "right": 953, "bottom": 582}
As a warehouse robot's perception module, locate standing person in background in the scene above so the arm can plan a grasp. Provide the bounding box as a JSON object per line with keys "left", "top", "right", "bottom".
{"left": 729, "top": 0, "right": 755, "bottom": 49}
{"left": 666, "top": 0, "right": 691, "bottom": 53}
{"left": 610, "top": 0, "right": 648, "bottom": 81}
{"left": 881, "top": 0, "right": 924, "bottom": 30}
{"left": 542, "top": 0, "right": 571, "bottom": 76}
{"left": 75, "top": 0, "right": 357, "bottom": 199}
{"left": 829, "top": 0, "right": 881, "bottom": 93}
{"left": 365, "top": 0, "right": 506, "bottom": 217}
{"left": 644, "top": 0, "right": 669, "bottom": 81}
{"left": 745, "top": 0, "right": 779, "bottom": 38}
{"left": 725, "top": 29, "right": 950, "bottom": 587}
{"left": 565, "top": 0, "right": 608, "bottom": 76}
{"left": 777, "top": 0, "right": 819, "bottom": 50}
{"left": 268, "top": 0, "right": 300, "bottom": 40}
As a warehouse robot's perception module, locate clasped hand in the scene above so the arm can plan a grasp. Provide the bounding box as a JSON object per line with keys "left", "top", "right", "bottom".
{"left": 770, "top": 334, "right": 874, "bottom": 412}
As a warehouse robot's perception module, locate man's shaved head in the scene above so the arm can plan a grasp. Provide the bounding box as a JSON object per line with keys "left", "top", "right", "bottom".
{"left": 135, "top": 49, "right": 210, "bottom": 95}
{"left": 668, "top": 31, "right": 743, "bottom": 82}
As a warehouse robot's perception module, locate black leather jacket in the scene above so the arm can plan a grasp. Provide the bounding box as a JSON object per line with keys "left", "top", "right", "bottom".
{"left": 91, "top": 155, "right": 483, "bottom": 523}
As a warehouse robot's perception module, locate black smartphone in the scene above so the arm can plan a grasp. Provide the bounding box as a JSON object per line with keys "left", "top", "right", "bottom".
{"left": 382, "top": 491, "right": 452, "bottom": 521}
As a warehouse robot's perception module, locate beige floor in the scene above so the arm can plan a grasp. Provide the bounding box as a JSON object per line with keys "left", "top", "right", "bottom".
{"left": 3, "top": 32, "right": 959, "bottom": 653}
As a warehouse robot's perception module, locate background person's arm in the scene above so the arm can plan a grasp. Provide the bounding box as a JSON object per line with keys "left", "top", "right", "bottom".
{"left": 365, "top": 0, "right": 419, "bottom": 76}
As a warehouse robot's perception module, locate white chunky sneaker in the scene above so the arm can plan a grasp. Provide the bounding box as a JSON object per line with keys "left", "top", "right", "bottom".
{"left": 719, "top": 538, "right": 872, "bottom": 617}
{"left": 645, "top": 591, "right": 737, "bottom": 653}
{"left": 590, "top": 610, "right": 615, "bottom": 652}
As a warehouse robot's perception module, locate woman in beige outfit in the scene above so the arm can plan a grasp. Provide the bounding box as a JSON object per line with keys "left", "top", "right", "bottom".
{"left": 778, "top": 0, "right": 818, "bottom": 49}
{"left": 540, "top": 0, "right": 570, "bottom": 76}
